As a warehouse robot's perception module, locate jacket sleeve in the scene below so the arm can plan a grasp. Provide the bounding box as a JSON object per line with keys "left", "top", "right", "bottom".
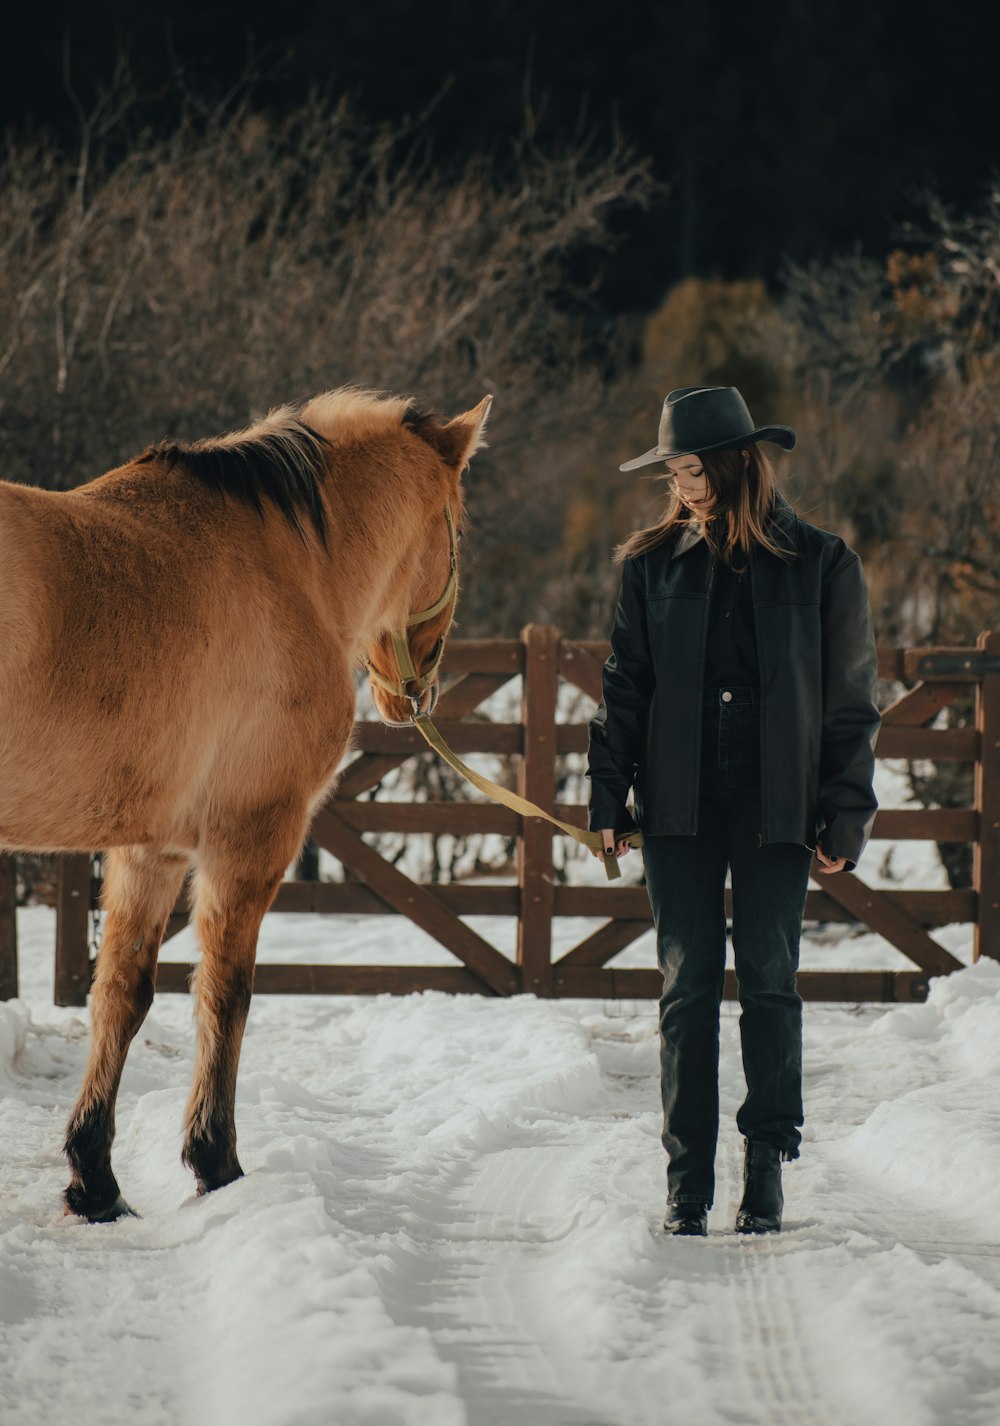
{"left": 587, "top": 556, "right": 655, "bottom": 832}
{"left": 818, "top": 553, "right": 881, "bottom": 870}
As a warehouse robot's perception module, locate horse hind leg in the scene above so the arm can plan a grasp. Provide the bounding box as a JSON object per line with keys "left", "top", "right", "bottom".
{"left": 181, "top": 808, "right": 306, "bottom": 1196}
{"left": 64, "top": 847, "right": 189, "bottom": 1221}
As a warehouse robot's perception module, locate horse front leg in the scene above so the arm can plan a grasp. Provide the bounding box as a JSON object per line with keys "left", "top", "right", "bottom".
{"left": 64, "top": 847, "right": 189, "bottom": 1221}
{"left": 181, "top": 816, "right": 303, "bottom": 1195}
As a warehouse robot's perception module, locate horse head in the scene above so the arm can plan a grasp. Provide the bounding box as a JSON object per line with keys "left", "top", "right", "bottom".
{"left": 365, "top": 395, "right": 492, "bottom": 726}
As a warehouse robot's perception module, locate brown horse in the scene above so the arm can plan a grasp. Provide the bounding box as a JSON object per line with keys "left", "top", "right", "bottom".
{"left": 0, "top": 387, "right": 490, "bottom": 1220}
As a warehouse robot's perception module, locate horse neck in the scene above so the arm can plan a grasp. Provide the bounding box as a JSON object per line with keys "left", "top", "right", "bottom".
{"left": 324, "top": 465, "right": 453, "bottom": 644}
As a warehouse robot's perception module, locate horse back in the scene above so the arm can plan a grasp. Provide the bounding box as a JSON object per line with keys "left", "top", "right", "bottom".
{"left": 0, "top": 470, "right": 351, "bottom": 853}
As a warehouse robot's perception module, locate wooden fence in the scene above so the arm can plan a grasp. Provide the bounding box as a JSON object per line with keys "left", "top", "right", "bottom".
{"left": 3, "top": 626, "right": 998, "bottom": 1006}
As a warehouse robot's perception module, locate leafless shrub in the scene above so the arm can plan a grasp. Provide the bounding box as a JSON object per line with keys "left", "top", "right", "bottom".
{"left": 0, "top": 91, "right": 655, "bottom": 633}
{"left": 14, "top": 854, "right": 59, "bottom": 907}
{"left": 778, "top": 187, "right": 1000, "bottom": 648}
{"left": 778, "top": 251, "right": 893, "bottom": 403}
{"left": 777, "top": 187, "right": 1000, "bottom": 888}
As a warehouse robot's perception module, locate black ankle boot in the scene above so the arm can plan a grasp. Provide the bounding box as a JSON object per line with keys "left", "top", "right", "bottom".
{"left": 663, "top": 1201, "right": 709, "bottom": 1237}
{"left": 734, "top": 1140, "right": 783, "bottom": 1234}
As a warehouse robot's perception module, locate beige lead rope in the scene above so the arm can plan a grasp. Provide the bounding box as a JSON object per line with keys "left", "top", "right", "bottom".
{"left": 410, "top": 712, "right": 643, "bottom": 880}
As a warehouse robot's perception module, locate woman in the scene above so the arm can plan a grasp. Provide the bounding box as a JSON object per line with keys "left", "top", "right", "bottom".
{"left": 587, "top": 386, "right": 880, "bottom": 1238}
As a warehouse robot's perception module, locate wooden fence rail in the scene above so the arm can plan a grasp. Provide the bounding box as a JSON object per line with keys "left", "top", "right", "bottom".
{"left": 4, "top": 626, "right": 997, "bottom": 1007}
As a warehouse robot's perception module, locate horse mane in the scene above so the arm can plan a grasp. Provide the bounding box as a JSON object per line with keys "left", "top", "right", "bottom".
{"left": 137, "top": 406, "right": 330, "bottom": 544}
{"left": 135, "top": 388, "right": 459, "bottom": 545}
{"left": 300, "top": 387, "right": 446, "bottom": 445}
{"left": 301, "top": 388, "right": 479, "bottom": 470}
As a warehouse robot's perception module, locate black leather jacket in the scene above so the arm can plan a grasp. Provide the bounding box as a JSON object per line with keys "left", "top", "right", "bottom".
{"left": 587, "top": 492, "right": 881, "bottom": 870}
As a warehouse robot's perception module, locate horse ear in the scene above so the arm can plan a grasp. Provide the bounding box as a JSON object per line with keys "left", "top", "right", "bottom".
{"left": 414, "top": 395, "right": 493, "bottom": 470}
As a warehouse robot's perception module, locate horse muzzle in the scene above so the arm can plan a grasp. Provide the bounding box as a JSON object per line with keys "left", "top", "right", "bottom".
{"left": 405, "top": 680, "right": 440, "bottom": 720}
{"left": 373, "top": 678, "right": 440, "bottom": 726}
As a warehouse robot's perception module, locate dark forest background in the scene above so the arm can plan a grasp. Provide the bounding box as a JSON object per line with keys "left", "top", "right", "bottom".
{"left": 5, "top": 0, "right": 997, "bottom": 304}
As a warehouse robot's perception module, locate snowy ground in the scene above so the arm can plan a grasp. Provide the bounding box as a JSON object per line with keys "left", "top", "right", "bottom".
{"left": 3, "top": 895, "right": 1000, "bottom": 1426}
{"left": 2, "top": 752, "right": 999, "bottom": 1424}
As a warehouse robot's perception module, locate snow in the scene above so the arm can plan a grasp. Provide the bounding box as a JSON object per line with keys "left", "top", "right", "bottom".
{"left": 2, "top": 889, "right": 1000, "bottom": 1425}
{"left": 2, "top": 744, "right": 998, "bottom": 1423}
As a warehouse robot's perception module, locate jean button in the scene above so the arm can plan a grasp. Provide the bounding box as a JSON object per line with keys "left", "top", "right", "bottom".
{"left": 722, "top": 690, "right": 733, "bottom": 702}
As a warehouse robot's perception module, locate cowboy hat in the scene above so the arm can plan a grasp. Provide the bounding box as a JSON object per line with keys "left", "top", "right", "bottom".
{"left": 619, "top": 386, "right": 796, "bottom": 471}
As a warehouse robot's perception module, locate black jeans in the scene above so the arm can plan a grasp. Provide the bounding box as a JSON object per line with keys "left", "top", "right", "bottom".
{"left": 642, "top": 685, "right": 813, "bottom": 1207}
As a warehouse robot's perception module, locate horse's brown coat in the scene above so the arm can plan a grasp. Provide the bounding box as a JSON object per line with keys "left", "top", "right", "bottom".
{"left": 0, "top": 387, "right": 489, "bottom": 1218}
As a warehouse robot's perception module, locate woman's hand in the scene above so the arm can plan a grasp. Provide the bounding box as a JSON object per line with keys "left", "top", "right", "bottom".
{"left": 591, "top": 829, "right": 631, "bottom": 861}
{"left": 814, "top": 842, "right": 847, "bottom": 874}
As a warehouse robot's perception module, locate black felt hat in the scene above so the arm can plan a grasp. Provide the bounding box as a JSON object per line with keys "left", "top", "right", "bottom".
{"left": 619, "top": 386, "right": 796, "bottom": 471}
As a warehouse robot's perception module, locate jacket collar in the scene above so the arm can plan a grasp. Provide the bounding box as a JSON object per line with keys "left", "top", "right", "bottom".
{"left": 673, "top": 519, "right": 706, "bottom": 557}
{"left": 671, "top": 490, "right": 798, "bottom": 559}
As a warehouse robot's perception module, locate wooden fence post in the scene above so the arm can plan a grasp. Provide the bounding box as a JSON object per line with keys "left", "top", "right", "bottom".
{"left": 974, "top": 629, "right": 1000, "bottom": 962}
{"left": 55, "top": 854, "right": 92, "bottom": 1007}
{"left": 0, "top": 855, "right": 17, "bottom": 1001}
{"left": 517, "top": 624, "right": 559, "bottom": 995}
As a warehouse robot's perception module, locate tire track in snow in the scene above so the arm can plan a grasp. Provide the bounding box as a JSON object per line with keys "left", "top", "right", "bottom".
{"left": 584, "top": 1020, "right": 847, "bottom": 1426}
{"left": 375, "top": 1015, "right": 849, "bottom": 1426}
{"left": 594, "top": 1022, "right": 845, "bottom": 1426}
{"left": 715, "top": 1134, "right": 841, "bottom": 1426}
{"left": 375, "top": 1132, "right": 620, "bottom": 1426}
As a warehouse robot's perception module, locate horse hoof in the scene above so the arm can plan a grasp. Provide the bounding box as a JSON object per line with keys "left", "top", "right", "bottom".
{"left": 64, "top": 1186, "right": 139, "bottom": 1223}
{"left": 194, "top": 1164, "right": 245, "bottom": 1197}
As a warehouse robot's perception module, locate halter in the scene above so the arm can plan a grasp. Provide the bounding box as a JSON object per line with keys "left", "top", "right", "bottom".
{"left": 365, "top": 496, "right": 643, "bottom": 879}
{"left": 364, "top": 501, "right": 459, "bottom": 710}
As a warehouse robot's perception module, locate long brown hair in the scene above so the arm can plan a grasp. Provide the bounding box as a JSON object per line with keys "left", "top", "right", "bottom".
{"left": 614, "top": 444, "right": 795, "bottom": 568}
